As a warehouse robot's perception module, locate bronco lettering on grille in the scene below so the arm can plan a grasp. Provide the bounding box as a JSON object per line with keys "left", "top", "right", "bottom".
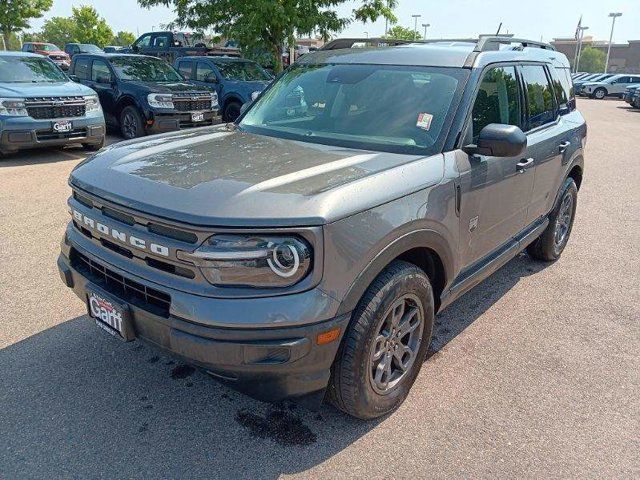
{"left": 72, "top": 209, "right": 170, "bottom": 257}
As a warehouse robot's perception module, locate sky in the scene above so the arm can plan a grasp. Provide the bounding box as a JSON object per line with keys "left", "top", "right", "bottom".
{"left": 29, "top": 0, "right": 639, "bottom": 44}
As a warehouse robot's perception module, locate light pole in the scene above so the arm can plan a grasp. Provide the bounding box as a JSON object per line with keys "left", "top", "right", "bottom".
{"left": 422, "top": 23, "right": 430, "bottom": 40}
{"left": 411, "top": 14, "right": 421, "bottom": 40}
{"left": 575, "top": 26, "right": 588, "bottom": 73}
{"left": 605, "top": 12, "right": 622, "bottom": 73}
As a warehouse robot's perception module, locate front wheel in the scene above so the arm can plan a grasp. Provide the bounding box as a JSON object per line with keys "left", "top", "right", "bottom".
{"left": 527, "top": 178, "right": 578, "bottom": 261}
{"left": 223, "top": 101, "right": 242, "bottom": 122}
{"left": 328, "top": 261, "right": 434, "bottom": 419}
{"left": 593, "top": 87, "right": 607, "bottom": 100}
{"left": 120, "top": 106, "right": 145, "bottom": 139}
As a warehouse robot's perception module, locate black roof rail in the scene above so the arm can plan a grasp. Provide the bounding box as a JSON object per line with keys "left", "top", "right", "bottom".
{"left": 474, "top": 36, "right": 555, "bottom": 52}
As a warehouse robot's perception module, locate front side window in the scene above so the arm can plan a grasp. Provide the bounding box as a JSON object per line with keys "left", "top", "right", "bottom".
{"left": 178, "top": 61, "right": 193, "bottom": 79}
{"left": 110, "top": 56, "right": 182, "bottom": 82}
{"left": 196, "top": 62, "right": 216, "bottom": 82}
{"left": 91, "top": 60, "right": 111, "bottom": 82}
{"left": 471, "top": 66, "right": 521, "bottom": 140}
{"left": 0, "top": 56, "right": 67, "bottom": 83}
{"left": 215, "top": 61, "right": 272, "bottom": 81}
{"left": 240, "top": 63, "right": 466, "bottom": 155}
{"left": 134, "top": 34, "right": 152, "bottom": 49}
{"left": 521, "top": 65, "right": 556, "bottom": 130}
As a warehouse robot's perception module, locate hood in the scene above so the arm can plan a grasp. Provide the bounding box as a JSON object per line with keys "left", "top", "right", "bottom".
{"left": 70, "top": 125, "right": 443, "bottom": 227}
{"left": 124, "top": 81, "right": 212, "bottom": 94}
{"left": 0, "top": 81, "right": 95, "bottom": 97}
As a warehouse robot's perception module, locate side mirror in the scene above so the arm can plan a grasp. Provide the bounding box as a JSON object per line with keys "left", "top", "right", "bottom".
{"left": 205, "top": 75, "right": 218, "bottom": 84}
{"left": 462, "top": 124, "right": 527, "bottom": 157}
{"left": 69, "top": 74, "right": 79, "bottom": 82}
{"left": 97, "top": 75, "right": 112, "bottom": 84}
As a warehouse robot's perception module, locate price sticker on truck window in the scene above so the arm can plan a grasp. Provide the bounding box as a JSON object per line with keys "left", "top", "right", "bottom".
{"left": 416, "top": 112, "right": 433, "bottom": 131}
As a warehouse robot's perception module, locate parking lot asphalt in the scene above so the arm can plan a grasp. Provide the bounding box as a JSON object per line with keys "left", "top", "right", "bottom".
{"left": 1, "top": 100, "right": 639, "bottom": 479}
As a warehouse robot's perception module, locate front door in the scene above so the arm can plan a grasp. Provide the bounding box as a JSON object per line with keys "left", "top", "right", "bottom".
{"left": 88, "top": 59, "right": 117, "bottom": 125}
{"left": 458, "top": 65, "right": 535, "bottom": 268}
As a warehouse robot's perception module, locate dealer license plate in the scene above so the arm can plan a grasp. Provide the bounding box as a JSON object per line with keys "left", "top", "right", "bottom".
{"left": 191, "top": 112, "right": 204, "bottom": 122}
{"left": 53, "top": 120, "right": 72, "bottom": 133}
{"left": 87, "top": 287, "right": 134, "bottom": 341}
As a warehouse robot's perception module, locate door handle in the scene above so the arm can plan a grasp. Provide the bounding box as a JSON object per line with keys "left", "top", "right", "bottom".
{"left": 559, "top": 141, "right": 571, "bottom": 153}
{"left": 516, "top": 158, "right": 534, "bottom": 172}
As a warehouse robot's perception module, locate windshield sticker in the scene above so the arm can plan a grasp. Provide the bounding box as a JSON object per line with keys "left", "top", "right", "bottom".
{"left": 416, "top": 113, "right": 433, "bottom": 130}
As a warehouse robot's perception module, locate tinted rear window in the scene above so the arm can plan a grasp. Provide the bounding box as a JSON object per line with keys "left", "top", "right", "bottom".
{"left": 521, "top": 65, "right": 557, "bottom": 130}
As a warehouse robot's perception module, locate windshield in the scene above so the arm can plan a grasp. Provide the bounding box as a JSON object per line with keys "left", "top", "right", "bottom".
{"left": 80, "top": 44, "right": 102, "bottom": 53}
{"left": 110, "top": 57, "right": 183, "bottom": 82}
{"left": 38, "top": 44, "right": 61, "bottom": 52}
{"left": 0, "top": 56, "right": 67, "bottom": 83}
{"left": 240, "top": 63, "right": 466, "bottom": 154}
{"left": 216, "top": 61, "right": 271, "bottom": 81}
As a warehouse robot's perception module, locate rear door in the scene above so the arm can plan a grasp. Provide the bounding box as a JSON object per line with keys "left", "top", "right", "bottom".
{"left": 458, "top": 64, "right": 535, "bottom": 267}
{"left": 519, "top": 64, "right": 569, "bottom": 223}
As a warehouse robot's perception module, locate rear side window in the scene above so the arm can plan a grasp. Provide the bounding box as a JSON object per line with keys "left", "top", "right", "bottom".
{"left": 471, "top": 66, "right": 521, "bottom": 140}
{"left": 520, "top": 65, "right": 556, "bottom": 130}
{"left": 550, "top": 67, "right": 575, "bottom": 115}
{"left": 74, "top": 58, "right": 91, "bottom": 80}
{"left": 178, "top": 61, "right": 193, "bottom": 79}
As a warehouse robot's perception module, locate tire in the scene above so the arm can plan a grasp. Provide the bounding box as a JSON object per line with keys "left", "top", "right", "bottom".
{"left": 82, "top": 137, "right": 105, "bottom": 151}
{"left": 328, "top": 260, "right": 434, "bottom": 419}
{"left": 120, "top": 106, "right": 145, "bottom": 139}
{"left": 593, "top": 87, "right": 607, "bottom": 100}
{"left": 223, "top": 100, "right": 242, "bottom": 122}
{"left": 527, "top": 178, "right": 578, "bottom": 262}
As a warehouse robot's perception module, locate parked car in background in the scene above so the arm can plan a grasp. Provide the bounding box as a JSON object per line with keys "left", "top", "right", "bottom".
{"left": 21, "top": 42, "right": 70, "bottom": 70}
{"left": 127, "top": 31, "right": 240, "bottom": 64}
{"left": 69, "top": 53, "right": 218, "bottom": 139}
{"left": 103, "top": 46, "right": 125, "bottom": 53}
{"left": 622, "top": 84, "right": 640, "bottom": 104}
{"left": 631, "top": 89, "right": 640, "bottom": 108}
{"left": 0, "top": 52, "right": 105, "bottom": 156}
{"left": 573, "top": 74, "right": 613, "bottom": 95}
{"left": 174, "top": 56, "right": 272, "bottom": 121}
{"left": 65, "top": 43, "right": 103, "bottom": 58}
{"left": 571, "top": 72, "right": 589, "bottom": 80}
{"left": 582, "top": 74, "right": 640, "bottom": 99}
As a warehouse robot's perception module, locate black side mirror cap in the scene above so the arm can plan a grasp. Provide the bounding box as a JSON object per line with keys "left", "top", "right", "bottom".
{"left": 463, "top": 124, "right": 527, "bottom": 157}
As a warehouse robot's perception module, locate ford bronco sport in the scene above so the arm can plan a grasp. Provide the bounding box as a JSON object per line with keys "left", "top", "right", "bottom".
{"left": 58, "top": 37, "right": 585, "bottom": 419}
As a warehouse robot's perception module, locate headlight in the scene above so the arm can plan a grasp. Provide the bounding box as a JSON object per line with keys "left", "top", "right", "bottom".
{"left": 0, "top": 98, "right": 28, "bottom": 116}
{"left": 177, "top": 234, "right": 312, "bottom": 288}
{"left": 147, "top": 93, "right": 174, "bottom": 109}
{"left": 84, "top": 95, "right": 101, "bottom": 112}
{"left": 211, "top": 91, "right": 219, "bottom": 109}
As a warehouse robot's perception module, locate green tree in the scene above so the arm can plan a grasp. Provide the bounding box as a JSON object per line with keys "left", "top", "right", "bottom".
{"left": 112, "top": 31, "right": 136, "bottom": 47}
{"left": 70, "top": 6, "right": 113, "bottom": 47}
{"left": 0, "top": 0, "right": 52, "bottom": 50}
{"left": 578, "top": 47, "right": 605, "bottom": 73}
{"left": 137, "top": 0, "right": 398, "bottom": 73}
{"left": 41, "top": 16, "right": 76, "bottom": 47}
{"left": 384, "top": 25, "right": 421, "bottom": 41}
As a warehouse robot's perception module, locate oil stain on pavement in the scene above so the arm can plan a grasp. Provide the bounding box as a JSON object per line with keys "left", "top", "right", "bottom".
{"left": 235, "top": 407, "right": 317, "bottom": 446}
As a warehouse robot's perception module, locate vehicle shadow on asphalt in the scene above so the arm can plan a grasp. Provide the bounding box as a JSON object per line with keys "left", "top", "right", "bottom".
{"left": 0, "top": 253, "right": 547, "bottom": 478}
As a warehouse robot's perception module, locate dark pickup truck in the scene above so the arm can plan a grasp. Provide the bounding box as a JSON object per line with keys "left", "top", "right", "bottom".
{"left": 127, "top": 31, "right": 241, "bottom": 65}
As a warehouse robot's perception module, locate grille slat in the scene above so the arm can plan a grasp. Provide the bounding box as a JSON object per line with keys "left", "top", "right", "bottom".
{"left": 26, "top": 96, "right": 86, "bottom": 119}
{"left": 172, "top": 94, "right": 212, "bottom": 112}
{"left": 71, "top": 249, "right": 171, "bottom": 317}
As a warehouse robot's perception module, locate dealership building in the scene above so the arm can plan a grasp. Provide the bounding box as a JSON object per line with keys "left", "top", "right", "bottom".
{"left": 551, "top": 36, "right": 640, "bottom": 73}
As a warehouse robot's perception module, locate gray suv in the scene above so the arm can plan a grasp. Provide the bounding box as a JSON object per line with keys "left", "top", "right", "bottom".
{"left": 58, "top": 37, "right": 585, "bottom": 419}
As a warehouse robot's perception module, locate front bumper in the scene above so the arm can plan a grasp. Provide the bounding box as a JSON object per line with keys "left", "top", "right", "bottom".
{"left": 145, "top": 110, "right": 219, "bottom": 134}
{"left": 57, "top": 240, "right": 350, "bottom": 403}
{"left": 0, "top": 113, "right": 105, "bottom": 153}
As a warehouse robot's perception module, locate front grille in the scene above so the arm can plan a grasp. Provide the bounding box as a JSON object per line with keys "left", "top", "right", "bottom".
{"left": 173, "top": 94, "right": 212, "bottom": 112}
{"left": 70, "top": 249, "right": 171, "bottom": 317}
{"left": 49, "top": 55, "right": 67, "bottom": 61}
{"left": 26, "top": 96, "right": 86, "bottom": 119}
{"left": 37, "top": 128, "right": 87, "bottom": 141}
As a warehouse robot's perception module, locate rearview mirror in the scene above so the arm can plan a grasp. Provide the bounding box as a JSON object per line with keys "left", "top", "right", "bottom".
{"left": 462, "top": 124, "right": 527, "bottom": 157}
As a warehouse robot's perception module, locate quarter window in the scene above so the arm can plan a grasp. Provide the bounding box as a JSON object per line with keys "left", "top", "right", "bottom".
{"left": 521, "top": 65, "right": 556, "bottom": 130}
{"left": 74, "top": 58, "right": 91, "bottom": 80}
{"left": 178, "top": 61, "right": 193, "bottom": 79}
{"left": 471, "top": 66, "right": 521, "bottom": 140}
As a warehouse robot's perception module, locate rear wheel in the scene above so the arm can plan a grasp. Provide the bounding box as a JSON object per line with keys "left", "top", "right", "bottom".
{"left": 120, "top": 106, "right": 145, "bottom": 139}
{"left": 527, "top": 178, "right": 578, "bottom": 261}
{"left": 328, "top": 261, "right": 434, "bottom": 419}
{"left": 593, "top": 87, "right": 607, "bottom": 100}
